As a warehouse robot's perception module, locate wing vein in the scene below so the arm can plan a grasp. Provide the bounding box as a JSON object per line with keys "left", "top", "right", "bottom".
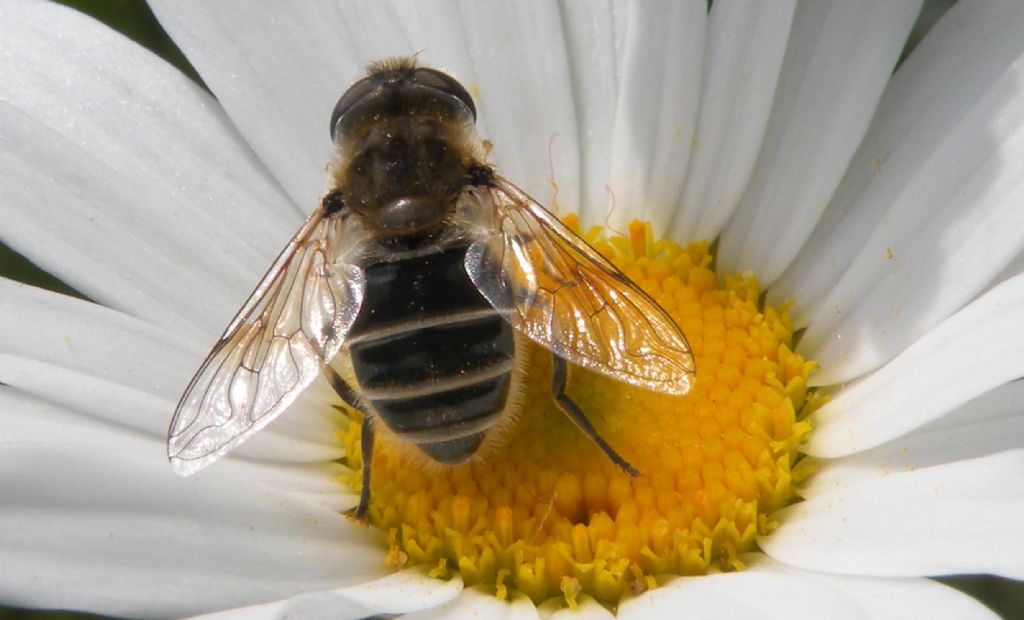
{"left": 167, "top": 204, "right": 368, "bottom": 476}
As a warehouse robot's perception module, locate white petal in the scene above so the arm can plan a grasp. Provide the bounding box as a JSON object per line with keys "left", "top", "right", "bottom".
{"left": 0, "top": 280, "right": 343, "bottom": 463}
{"left": 404, "top": 588, "right": 540, "bottom": 620}
{"left": 0, "top": 278, "right": 190, "bottom": 435}
{"left": 805, "top": 379, "right": 1024, "bottom": 495}
{"left": 224, "top": 458, "right": 356, "bottom": 513}
{"left": 808, "top": 273, "right": 1024, "bottom": 457}
{"left": 0, "top": 2, "right": 299, "bottom": 338}
{"left": 794, "top": 576, "right": 999, "bottom": 620}
{"left": 772, "top": 1, "right": 1024, "bottom": 325}
{"left": 451, "top": 1, "right": 582, "bottom": 212}
{"left": 3, "top": 387, "right": 151, "bottom": 456}
{"left": 4, "top": 379, "right": 352, "bottom": 500}
{"left": 151, "top": 1, "right": 584, "bottom": 214}
{"left": 774, "top": 0, "right": 1024, "bottom": 325}
{"left": 717, "top": 0, "right": 921, "bottom": 284}
{"left": 543, "top": 595, "right": 615, "bottom": 620}
{"left": 668, "top": 0, "right": 795, "bottom": 242}
{"left": 985, "top": 248, "right": 1024, "bottom": 296}
{"left": 621, "top": 571, "right": 849, "bottom": 619}
{"left": 0, "top": 440, "right": 384, "bottom": 618}
{"left": 3, "top": 385, "right": 352, "bottom": 510}
{"left": 148, "top": 0, "right": 358, "bottom": 209}
{"left": 763, "top": 450, "right": 1024, "bottom": 580}
{"left": 187, "top": 601, "right": 286, "bottom": 620}
{"left": 559, "top": 0, "right": 618, "bottom": 225}
{"left": 606, "top": 0, "right": 706, "bottom": 232}
{"left": 779, "top": 1, "right": 1024, "bottom": 383}
{"left": 755, "top": 557, "right": 1000, "bottom": 620}
{"left": 189, "top": 569, "right": 463, "bottom": 620}
{"left": 621, "top": 559, "right": 997, "bottom": 619}
{"left": 322, "top": 569, "right": 462, "bottom": 616}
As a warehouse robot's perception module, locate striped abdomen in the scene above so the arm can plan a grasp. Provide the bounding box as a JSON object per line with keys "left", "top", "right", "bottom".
{"left": 347, "top": 241, "right": 515, "bottom": 464}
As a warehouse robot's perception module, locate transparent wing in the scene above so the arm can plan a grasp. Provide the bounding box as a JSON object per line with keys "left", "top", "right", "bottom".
{"left": 168, "top": 203, "right": 367, "bottom": 476}
{"left": 463, "top": 175, "right": 695, "bottom": 395}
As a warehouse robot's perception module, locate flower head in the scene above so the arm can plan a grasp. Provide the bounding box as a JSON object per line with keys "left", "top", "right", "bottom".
{"left": 1, "top": 1, "right": 1022, "bottom": 618}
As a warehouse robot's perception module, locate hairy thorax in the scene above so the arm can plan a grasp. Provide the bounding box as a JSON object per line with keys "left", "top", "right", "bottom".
{"left": 332, "top": 117, "right": 479, "bottom": 236}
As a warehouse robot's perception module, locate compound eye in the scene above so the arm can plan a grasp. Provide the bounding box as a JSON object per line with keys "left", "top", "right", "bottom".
{"left": 414, "top": 68, "right": 476, "bottom": 121}
{"left": 330, "top": 76, "right": 375, "bottom": 142}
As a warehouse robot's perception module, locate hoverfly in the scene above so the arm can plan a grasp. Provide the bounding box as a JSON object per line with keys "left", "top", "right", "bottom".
{"left": 168, "top": 58, "right": 694, "bottom": 518}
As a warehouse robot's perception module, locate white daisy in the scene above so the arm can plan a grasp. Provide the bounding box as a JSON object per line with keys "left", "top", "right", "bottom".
{"left": 1, "top": 1, "right": 1022, "bottom": 619}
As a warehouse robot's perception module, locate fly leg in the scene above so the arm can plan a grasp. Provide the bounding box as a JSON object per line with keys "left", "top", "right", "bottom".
{"left": 551, "top": 355, "right": 639, "bottom": 477}
{"left": 353, "top": 415, "right": 375, "bottom": 521}
{"left": 324, "top": 366, "right": 375, "bottom": 521}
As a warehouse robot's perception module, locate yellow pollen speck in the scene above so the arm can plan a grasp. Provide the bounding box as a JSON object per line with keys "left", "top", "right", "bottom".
{"left": 337, "top": 218, "right": 818, "bottom": 609}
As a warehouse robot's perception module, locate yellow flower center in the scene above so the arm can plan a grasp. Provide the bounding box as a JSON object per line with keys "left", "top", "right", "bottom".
{"left": 338, "top": 218, "right": 817, "bottom": 609}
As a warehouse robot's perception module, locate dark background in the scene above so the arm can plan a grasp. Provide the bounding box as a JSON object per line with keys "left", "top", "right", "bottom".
{"left": 0, "top": 1, "right": 1019, "bottom": 618}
